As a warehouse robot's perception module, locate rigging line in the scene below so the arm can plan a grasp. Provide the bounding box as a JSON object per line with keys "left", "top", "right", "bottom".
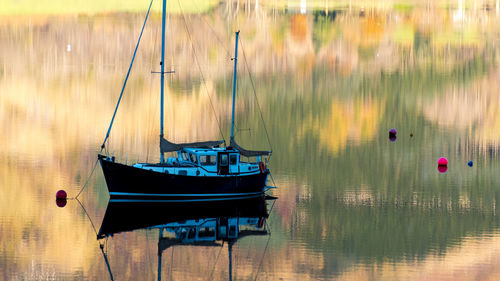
{"left": 252, "top": 232, "right": 272, "bottom": 281}
{"left": 263, "top": 220, "right": 271, "bottom": 235}
{"left": 206, "top": 241, "right": 225, "bottom": 281}
{"left": 176, "top": 0, "right": 226, "bottom": 143}
{"left": 74, "top": 157, "right": 99, "bottom": 199}
{"left": 268, "top": 199, "right": 277, "bottom": 216}
{"left": 100, "top": 0, "right": 154, "bottom": 151}
{"left": 195, "top": 4, "right": 231, "bottom": 58}
{"left": 239, "top": 38, "right": 273, "bottom": 152}
{"left": 268, "top": 171, "right": 277, "bottom": 188}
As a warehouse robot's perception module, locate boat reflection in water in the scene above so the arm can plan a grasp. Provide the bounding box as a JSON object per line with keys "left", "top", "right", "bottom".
{"left": 97, "top": 194, "right": 275, "bottom": 281}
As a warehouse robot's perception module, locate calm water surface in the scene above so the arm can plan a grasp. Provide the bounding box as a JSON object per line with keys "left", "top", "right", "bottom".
{"left": 2, "top": 0, "right": 500, "bottom": 280}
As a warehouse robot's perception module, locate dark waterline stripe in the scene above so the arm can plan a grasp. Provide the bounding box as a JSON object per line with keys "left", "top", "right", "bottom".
{"left": 109, "top": 191, "right": 264, "bottom": 197}
{"left": 109, "top": 194, "right": 263, "bottom": 203}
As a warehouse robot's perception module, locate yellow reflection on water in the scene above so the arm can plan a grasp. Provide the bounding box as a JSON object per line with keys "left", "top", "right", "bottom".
{"left": 298, "top": 97, "right": 384, "bottom": 156}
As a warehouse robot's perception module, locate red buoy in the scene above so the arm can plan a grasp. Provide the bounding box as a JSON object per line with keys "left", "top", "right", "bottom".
{"left": 438, "top": 157, "right": 448, "bottom": 166}
{"left": 56, "top": 190, "right": 67, "bottom": 199}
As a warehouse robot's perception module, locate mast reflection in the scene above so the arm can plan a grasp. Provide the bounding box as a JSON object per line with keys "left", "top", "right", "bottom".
{"left": 97, "top": 195, "right": 275, "bottom": 281}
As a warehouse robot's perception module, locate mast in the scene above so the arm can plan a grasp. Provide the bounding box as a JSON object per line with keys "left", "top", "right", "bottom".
{"left": 228, "top": 240, "right": 233, "bottom": 281}
{"left": 160, "top": 0, "right": 167, "bottom": 163}
{"left": 158, "top": 228, "right": 163, "bottom": 281}
{"left": 230, "top": 31, "right": 240, "bottom": 142}
{"left": 100, "top": 247, "right": 115, "bottom": 281}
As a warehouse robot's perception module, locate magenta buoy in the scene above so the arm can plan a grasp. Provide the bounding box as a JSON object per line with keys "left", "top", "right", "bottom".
{"left": 56, "top": 190, "right": 67, "bottom": 199}
{"left": 437, "top": 157, "right": 448, "bottom": 166}
{"left": 389, "top": 128, "right": 397, "bottom": 137}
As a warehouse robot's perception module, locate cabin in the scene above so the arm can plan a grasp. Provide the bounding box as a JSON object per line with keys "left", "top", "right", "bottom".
{"left": 132, "top": 147, "right": 262, "bottom": 176}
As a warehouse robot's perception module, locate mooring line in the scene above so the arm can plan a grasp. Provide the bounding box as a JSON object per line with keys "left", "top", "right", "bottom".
{"left": 75, "top": 197, "right": 99, "bottom": 236}
{"left": 74, "top": 157, "right": 99, "bottom": 199}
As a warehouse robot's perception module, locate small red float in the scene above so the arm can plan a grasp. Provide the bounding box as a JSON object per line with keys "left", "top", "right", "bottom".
{"left": 56, "top": 190, "right": 67, "bottom": 199}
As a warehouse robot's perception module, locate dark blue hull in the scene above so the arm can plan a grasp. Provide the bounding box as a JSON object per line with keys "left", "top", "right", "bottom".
{"left": 98, "top": 155, "right": 269, "bottom": 200}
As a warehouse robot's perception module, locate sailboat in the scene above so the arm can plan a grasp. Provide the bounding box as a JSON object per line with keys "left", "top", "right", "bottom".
{"left": 98, "top": 0, "right": 272, "bottom": 200}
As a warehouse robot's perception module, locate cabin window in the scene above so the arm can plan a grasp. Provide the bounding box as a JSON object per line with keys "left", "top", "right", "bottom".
{"left": 230, "top": 154, "right": 238, "bottom": 165}
{"left": 198, "top": 227, "right": 215, "bottom": 238}
{"left": 189, "top": 153, "right": 198, "bottom": 164}
{"left": 182, "top": 152, "right": 189, "bottom": 161}
{"left": 199, "top": 155, "right": 216, "bottom": 165}
{"left": 220, "top": 154, "right": 228, "bottom": 166}
{"left": 188, "top": 228, "right": 196, "bottom": 239}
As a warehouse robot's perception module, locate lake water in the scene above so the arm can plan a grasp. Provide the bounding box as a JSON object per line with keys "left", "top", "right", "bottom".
{"left": 2, "top": 0, "right": 500, "bottom": 280}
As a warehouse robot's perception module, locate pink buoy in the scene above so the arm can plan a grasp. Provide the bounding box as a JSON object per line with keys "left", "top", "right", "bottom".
{"left": 437, "top": 157, "right": 448, "bottom": 166}
{"left": 56, "top": 190, "right": 67, "bottom": 199}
